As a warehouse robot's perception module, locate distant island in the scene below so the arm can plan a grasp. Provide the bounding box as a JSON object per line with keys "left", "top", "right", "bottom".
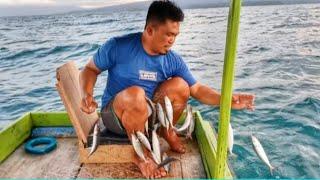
{"left": 89, "top": 0, "right": 320, "bottom": 13}
{"left": 0, "top": 0, "right": 319, "bottom": 17}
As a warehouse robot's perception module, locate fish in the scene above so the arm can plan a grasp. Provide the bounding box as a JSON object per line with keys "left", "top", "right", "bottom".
{"left": 157, "top": 103, "right": 167, "bottom": 129}
{"left": 174, "top": 105, "right": 192, "bottom": 132}
{"left": 152, "top": 129, "right": 161, "bottom": 164}
{"left": 158, "top": 156, "right": 179, "bottom": 169}
{"left": 136, "top": 131, "right": 152, "bottom": 151}
{"left": 186, "top": 107, "right": 195, "bottom": 140}
{"left": 228, "top": 123, "right": 235, "bottom": 156}
{"left": 164, "top": 96, "right": 173, "bottom": 128}
{"left": 151, "top": 151, "right": 161, "bottom": 165}
{"left": 165, "top": 116, "right": 170, "bottom": 131}
{"left": 89, "top": 122, "right": 100, "bottom": 156}
{"left": 131, "top": 133, "right": 146, "bottom": 162}
{"left": 146, "top": 97, "right": 157, "bottom": 131}
{"left": 161, "top": 152, "right": 170, "bottom": 172}
{"left": 145, "top": 120, "right": 149, "bottom": 137}
{"left": 251, "top": 135, "right": 275, "bottom": 175}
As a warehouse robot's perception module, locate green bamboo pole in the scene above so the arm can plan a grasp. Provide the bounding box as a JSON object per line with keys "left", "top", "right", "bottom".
{"left": 214, "top": 0, "right": 241, "bottom": 178}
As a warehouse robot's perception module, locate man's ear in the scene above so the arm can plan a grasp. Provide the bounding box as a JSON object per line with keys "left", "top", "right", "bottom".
{"left": 146, "top": 25, "right": 154, "bottom": 36}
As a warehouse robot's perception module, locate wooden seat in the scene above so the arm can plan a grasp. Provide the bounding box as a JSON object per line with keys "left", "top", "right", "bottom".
{"left": 56, "top": 61, "right": 135, "bottom": 163}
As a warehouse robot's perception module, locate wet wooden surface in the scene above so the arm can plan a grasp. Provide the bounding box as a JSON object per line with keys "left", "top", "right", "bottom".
{"left": 0, "top": 137, "right": 206, "bottom": 178}
{"left": 0, "top": 138, "right": 80, "bottom": 178}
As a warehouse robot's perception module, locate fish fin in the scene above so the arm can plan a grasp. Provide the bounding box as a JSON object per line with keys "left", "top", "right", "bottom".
{"left": 229, "top": 152, "right": 238, "bottom": 158}
{"left": 185, "top": 133, "right": 193, "bottom": 140}
{"left": 270, "top": 166, "right": 276, "bottom": 176}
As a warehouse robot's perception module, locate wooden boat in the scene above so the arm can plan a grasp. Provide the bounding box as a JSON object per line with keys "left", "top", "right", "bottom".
{"left": 0, "top": 111, "right": 234, "bottom": 178}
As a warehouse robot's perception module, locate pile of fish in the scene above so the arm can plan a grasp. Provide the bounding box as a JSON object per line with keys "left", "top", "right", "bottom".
{"left": 131, "top": 127, "right": 178, "bottom": 171}
{"left": 149, "top": 96, "right": 195, "bottom": 139}
{"left": 131, "top": 96, "right": 196, "bottom": 171}
{"left": 228, "top": 122, "right": 275, "bottom": 175}
{"left": 88, "top": 95, "right": 197, "bottom": 172}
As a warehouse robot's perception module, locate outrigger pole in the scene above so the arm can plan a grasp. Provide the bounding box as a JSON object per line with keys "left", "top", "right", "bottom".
{"left": 214, "top": 0, "right": 241, "bottom": 178}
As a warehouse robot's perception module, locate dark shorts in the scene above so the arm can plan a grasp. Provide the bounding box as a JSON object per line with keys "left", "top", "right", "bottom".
{"left": 101, "top": 99, "right": 127, "bottom": 135}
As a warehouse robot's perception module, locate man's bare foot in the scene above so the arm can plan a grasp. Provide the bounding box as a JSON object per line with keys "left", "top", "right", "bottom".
{"left": 161, "top": 128, "right": 186, "bottom": 153}
{"left": 134, "top": 156, "right": 167, "bottom": 178}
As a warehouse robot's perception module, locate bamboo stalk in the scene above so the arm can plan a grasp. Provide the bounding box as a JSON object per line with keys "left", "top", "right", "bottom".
{"left": 214, "top": 0, "right": 241, "bottom": 178}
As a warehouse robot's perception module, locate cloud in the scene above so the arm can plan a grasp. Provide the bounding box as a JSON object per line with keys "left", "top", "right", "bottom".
{"left": 0, "top": 0, "right": 148, "bottom": 17}
{"left": 77, "top": 0, "right": 147, "bottom": 9}
{"left": 0, "top": 0, "right": 56, "bottom": 6}
{"left": 0, "top": 0, "right": 147, "bottom": 8}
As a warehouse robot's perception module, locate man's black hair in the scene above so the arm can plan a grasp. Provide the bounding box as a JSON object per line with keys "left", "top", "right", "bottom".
{"left": 145, "top": 0, "right": 184, "bottom": 29}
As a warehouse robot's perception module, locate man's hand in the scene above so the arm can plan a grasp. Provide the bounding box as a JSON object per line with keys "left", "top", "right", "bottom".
{"left": 231, "top": 93, "right": 255, "bottom": 110}
{"left": 80, "top": 94, "right": 98, "bottom": 114}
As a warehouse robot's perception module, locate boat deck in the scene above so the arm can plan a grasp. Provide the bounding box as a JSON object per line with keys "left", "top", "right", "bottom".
{"left": 0, "top": 137, "right": 206, "bottom": 178}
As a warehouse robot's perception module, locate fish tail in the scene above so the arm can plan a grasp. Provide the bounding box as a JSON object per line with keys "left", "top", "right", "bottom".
{"left": 229, "top": 152, "right": 238, "bottom": 158}
{"left": 269, "top": 166, "right": 275, "bottom": 176}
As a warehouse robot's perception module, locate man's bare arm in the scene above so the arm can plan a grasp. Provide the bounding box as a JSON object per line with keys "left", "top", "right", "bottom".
{"left": 79, "top": 58, "right": 101, "bottom": 113}
{"left": 190, "top": 82, "right": 221, "bottom": 106}
{"left": 190, "top": 82, "right": 255, "bottom": 110}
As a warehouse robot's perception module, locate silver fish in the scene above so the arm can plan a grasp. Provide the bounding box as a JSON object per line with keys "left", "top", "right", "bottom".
{"left": 158, "top": 155, "right": 178, "bottom": 169}
{"left": 153, "top": 123, "right": 160, "bottom": 131}
{"left": 161, "top": 152, "right": 170, "bottom": 172}
{"left": 174, "top": 105, "right": 192, "bottom": 132}
{"left": 89, "top": 123, "right": 100, "bottom": 156}
{"left": 164, "top": 96, "right": 173, "bottom": 128}
{"left": 157, "top": 103, "right": 167, "bottom": 129}
{"left": 136, "top": 131, "right": 152, "bottom": 151}
{"left": 147, "top": 102, "right": 153, "bottom": 117}
{"left": 131, "top": 133, "right": 146, "bottom": 162}
{"left": 145, "top": 97, "right": 157, "bottom": 131}
{"left": 145, "top": 120, "right": 149, "bottom": 137}
{"left": 151, "top": 151, "right": 161, "bottom": 165}
{"left": 152, "top": 130, "right": 161, "bottom": 164}
{"left": 228, "top": 123, "right": 235, "bottom": 156}
{"left": 251, "top": 135, "right": 275, "bottom": 175}
{"left": 165, "top": 116, "right": 170, "bottom": 131}
{"left": 186, "top": 110, "right": 195, "bottom": 140}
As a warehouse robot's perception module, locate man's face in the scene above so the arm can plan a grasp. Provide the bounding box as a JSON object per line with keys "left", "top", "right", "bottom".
{"left": 150, "top": 20, "right": 180, "bottom": 55}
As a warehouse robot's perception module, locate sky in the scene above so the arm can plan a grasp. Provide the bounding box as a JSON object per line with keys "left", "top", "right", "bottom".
{"left": 0, "top": 0, "right": 147, "bottom": 8}
{"left": 0, "top": 0, "right": 318, "bottom": 17}
{"left": 0, "top": 0, "right": 148, "bottom": 16}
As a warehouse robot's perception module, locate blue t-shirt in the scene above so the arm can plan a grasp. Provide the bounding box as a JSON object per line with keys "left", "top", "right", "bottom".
{"left": 93, "top": 32, "right": 197, "bottom": 109}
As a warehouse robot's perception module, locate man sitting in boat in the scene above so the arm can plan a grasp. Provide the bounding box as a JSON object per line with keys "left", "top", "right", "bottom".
{"left": 79, "top": 0, "right": 254, "bottom": 178}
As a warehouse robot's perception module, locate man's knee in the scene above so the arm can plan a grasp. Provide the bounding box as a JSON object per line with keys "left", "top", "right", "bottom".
{"left": 170, "top": 77, "right": 190, "bottom": 99}
{"left": 115, "top": 86, "right": 147, "bottom": 110}
{"left": 124, "top": 86, "right": 146, "bottom": 100}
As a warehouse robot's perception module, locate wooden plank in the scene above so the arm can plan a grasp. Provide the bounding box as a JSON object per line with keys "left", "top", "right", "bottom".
{"left": 56, "top": 61, "right": 99, "bottom": 144}
{"left": 0, "top": 138, "right": 80, "bottom": 178}
{"left": 195, "top": 111, "right": 233, "bottom": 179}
{"left": 77, "top": 137, "right": 204, "bottom": 178}
{"left": 167, "top": 154, "right": 182, "bottom": 178}
{"left": 78, "top": 163, "right": 144, "bottom": 178}
{"left": 78, "top": 142, "right": 136, "bottom": 163}
{"left": 158, "top": 137, "right": 182, "bottom": 178}
{"left": 0, "top": 113, "right": 32, "bottom": 163}
{"left": 31, "top": 112, "right": 72, "bottom": 127}
{"left": 180, "top": 139, "right": 206, "bottom": 178}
